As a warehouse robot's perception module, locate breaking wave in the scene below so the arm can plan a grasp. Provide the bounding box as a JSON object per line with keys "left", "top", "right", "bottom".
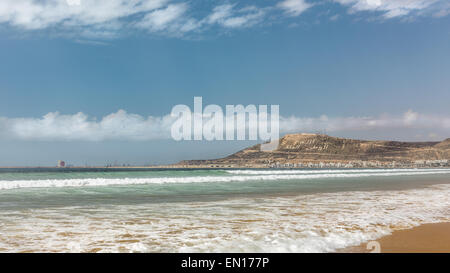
{"left": 0, "top": 183, "right": 449, "bottom": 252}
{"left": 1, "top": 169, "right": 450, "bottom": 190}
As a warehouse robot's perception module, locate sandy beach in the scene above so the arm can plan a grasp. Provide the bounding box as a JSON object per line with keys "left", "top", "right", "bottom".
{"left": 341, "top": 223, "right": 450, "bottom": 253}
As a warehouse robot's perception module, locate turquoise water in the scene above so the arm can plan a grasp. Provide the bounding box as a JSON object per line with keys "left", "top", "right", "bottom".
{"left": 0, "top": 168, "right": 449, "bottom": 252}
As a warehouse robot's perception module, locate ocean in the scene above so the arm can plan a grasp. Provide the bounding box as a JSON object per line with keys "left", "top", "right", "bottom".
{"left": 0, "top": 168, "right": 449, "bottom": 253}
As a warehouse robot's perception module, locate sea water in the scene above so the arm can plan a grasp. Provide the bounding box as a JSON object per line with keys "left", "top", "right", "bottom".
{"left": 0, "top": 168, "right": 449, "bottom": 252}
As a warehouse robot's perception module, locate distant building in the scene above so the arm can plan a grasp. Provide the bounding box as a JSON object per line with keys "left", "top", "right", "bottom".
{"left": 57, "top": 160, "right": 66, "bottom": 168}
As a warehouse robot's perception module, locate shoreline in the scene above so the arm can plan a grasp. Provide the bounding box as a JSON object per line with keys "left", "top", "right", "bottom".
{"left": 339, "top": 222, "right": 450, "bottom": 253}
{"left": 1, "top": 166, "right": 449, "bottom": 169}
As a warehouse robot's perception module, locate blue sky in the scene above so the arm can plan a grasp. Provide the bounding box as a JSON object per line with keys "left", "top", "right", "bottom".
{"left": 1, "top": 0, "right": 450, "bottom": 166}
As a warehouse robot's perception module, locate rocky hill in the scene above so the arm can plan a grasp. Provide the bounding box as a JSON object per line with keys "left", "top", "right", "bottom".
{"left": 177, "top": 134, "right": 450, "bottom": 168}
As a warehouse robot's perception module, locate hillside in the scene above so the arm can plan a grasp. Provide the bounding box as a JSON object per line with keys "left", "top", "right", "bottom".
{"left": 177, "top": 134, "right": 450, "bottom": 168}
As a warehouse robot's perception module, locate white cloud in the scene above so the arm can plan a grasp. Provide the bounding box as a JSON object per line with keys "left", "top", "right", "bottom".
{"left": 205, "top": 4, "right": 266, "bottom": 29}
{"left": 207, "top": 4, "right": 234, "bottom": 24}
{"left": 279, "top": 110, "right": 450, "bottom": 134}
{"left": 0, "top": 0, "right": 169, "bottom": 30}
{"left": 333, "top": 0, "right": 442, "bottom": 18}
{"left": 1, "top": 110, "right": 450, "bottom": 142}
{"left": 277, "top": 0, "right": 312, "bottom": 16}
{"left": 0, "top": 110, "right": 174, "bottom": 141}
{"left": 222, "top": 8, "right": 265, "bottom": 28}
{"left": 136, "top": 3, "right": 188, "bottom": 31}
{"left": 0, "top": 1, "right": 269, "bottom": 38}
{"left": 0, "top": 0, "right": 448, "bottom": 39}
{"left": 403, "top": 109, "right": 418, "bottom": 125}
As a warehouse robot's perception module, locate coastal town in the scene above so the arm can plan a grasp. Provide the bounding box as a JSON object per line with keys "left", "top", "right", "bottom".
{"left": 174, "top": 159, "right": 450, "bottom": 169}
{"left": 267, "top": 159, "right": 450, "bottom": 169}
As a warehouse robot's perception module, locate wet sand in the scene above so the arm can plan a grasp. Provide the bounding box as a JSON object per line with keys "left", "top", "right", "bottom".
{"left": 341, "top": 223, "right": 450, "bottom": 253}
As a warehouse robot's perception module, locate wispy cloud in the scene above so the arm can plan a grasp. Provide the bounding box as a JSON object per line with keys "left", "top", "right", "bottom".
{"left": 277, "top": 0, "right": 313, "bottom": 16}
{"left": 1, "top": 110, "right": 449, "bottom": 142}
{"left": 333, "top": 0, "right": 443, "bottom": 19}
{"left": 207, "top": 4, "right": 234, "bottom": 24}
{"left": 136, "top": 3, "right": 188, "bottom": 32}
{"left": 432, "top": 1, "right": 450, "bottom": 18}
{"left": 0, "top": 0, "right": 448, "bottom": 40}
{"left": 0, "top": 0, "right": 168, "bottom": 30}
{"left": 214, "top": 5, "right": 266, "bottom": 28}
{"left": 0, "top": 1, "right": 270, "bottom": 38}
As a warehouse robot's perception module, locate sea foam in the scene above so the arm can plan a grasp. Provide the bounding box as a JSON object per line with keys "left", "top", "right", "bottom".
{"left": 0, "top": 183, "right": 448, "bottom": 253}
{"left": 1, "top": 169, "right": 450, "bottom": 190}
